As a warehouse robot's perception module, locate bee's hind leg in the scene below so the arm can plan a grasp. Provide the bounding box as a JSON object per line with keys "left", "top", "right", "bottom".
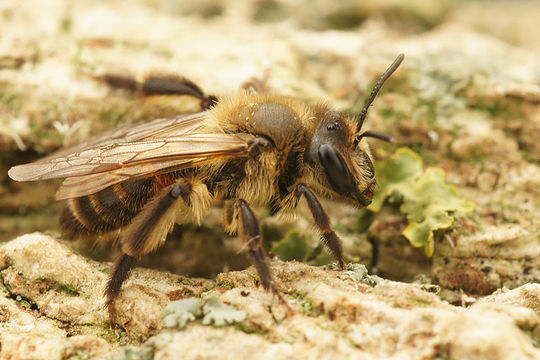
{"left": 140, "top": 75, "right": 218, "bottom": 110}
{"left": 96, "top": 73, "right": 218, "bottom": 110}
{"left": 105, "top": 179, "right": 192, "bottom": 324}
{"left": 105, "top": 253, "right": 136, "bottom": 323}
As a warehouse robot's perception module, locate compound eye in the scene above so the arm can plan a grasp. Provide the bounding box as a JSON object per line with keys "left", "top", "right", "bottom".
{"left": 318, "top": 143, "right": 356, "bottom": 195}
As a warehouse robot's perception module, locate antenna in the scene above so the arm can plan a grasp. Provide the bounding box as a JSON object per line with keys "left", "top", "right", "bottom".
{"left": 356, "top": 54, "right": 404, "bottom": 132}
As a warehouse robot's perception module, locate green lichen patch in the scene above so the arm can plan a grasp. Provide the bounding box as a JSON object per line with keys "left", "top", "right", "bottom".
{"left": 343, "top": 263, "right": 382, "bottom": 287}
{"left": 217, "top": 280, "right": 235, "bottom": 290}
{"left": 369, "top": 148, "right": 474, "bottom": 256}
{"left": 32, "top": 278, "right": 80, "bottom": 297}
{"left": 55, "top": 282, "right": 80, "bottom": 296}
{"left": 287, "top": 289, "right": 321, "bottom": 317}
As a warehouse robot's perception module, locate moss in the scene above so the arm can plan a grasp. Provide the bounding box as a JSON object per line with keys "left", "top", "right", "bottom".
{"left": 56, "top": 282, "right": 80, "bottom": 296}
{"left": 218, "top": 280, "right": 235, "bottom": 289}
{"left": 287, "top": 290, "right": 322, "bottom": 317}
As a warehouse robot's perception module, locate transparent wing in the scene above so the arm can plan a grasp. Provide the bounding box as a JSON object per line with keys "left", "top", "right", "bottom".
{"left": 26, "top": 112, "right": 208, "bottom": 164}
{"left": 8, "top": 112, "right": 251, "bottom": 199}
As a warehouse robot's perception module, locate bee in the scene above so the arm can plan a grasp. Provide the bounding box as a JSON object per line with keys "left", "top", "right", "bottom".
{"left": 8, "top": 54, "right": 404, "bottom": 320}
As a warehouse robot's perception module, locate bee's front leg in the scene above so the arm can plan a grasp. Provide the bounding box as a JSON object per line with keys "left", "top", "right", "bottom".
{"left": 295, "top": 184, "right": 345, "bottom": 270}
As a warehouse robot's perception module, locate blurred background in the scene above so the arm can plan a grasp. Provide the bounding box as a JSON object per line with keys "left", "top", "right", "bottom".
{"left": 0, "top": 0, "right": 539, "bottom": 301}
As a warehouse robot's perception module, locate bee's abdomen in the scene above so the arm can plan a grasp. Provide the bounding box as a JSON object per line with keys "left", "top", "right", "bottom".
{"left": 60, "top": 177, "right": 157, "bottom": 239}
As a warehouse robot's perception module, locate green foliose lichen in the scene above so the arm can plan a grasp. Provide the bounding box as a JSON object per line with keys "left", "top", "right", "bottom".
{"left": 369, "top": 147, "right": 474, "bottom": 256}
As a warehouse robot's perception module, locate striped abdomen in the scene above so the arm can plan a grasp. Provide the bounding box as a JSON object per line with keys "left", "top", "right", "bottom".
{"left": 60, "top": 175, "right": 175, "bottom": 240}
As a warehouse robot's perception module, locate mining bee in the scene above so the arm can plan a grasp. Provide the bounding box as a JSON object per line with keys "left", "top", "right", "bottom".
{"left": 8, "top": 54, "right": 404, "bottom": 320}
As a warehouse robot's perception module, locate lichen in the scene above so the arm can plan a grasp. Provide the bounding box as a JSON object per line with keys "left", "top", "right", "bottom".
{"left": 161, "top": 297, "right": 246, "bottom": 329}
{"left": 161, "top": 298, "right": 202, "bottom": 329}
{"left": 369, "top": 147, "right": 474, "bottom": 256}
{"left": 201, "top": 297, "right": 246, "bottom": 326}
{"left": 343, "top": 263, "right": 382, "bottom": 287}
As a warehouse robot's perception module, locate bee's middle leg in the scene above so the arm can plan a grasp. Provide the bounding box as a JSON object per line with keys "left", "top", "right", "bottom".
{"left": 105, "top": 179, "right": 192, "bottom": 321}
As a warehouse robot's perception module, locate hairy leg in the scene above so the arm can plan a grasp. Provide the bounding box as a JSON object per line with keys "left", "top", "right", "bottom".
{"left": 295, "top": 184, "right": 345, "bottom": 269}
{"left": 97, "top": 73, "right": 217, "bottom": 110}
{"left": 105, "top": 179, "right": 192, "bottom": 321}
{"left": 226, "top": 199, "right": 285, "bottom": 296}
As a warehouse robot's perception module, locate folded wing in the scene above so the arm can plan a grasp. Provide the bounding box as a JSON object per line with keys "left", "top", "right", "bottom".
{"left": 8, "top": 112, "right": 250, "bottom": 199}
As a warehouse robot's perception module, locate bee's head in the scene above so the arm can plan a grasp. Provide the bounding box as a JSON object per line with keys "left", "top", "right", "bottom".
{"left": 304, "top": 110, "right": 376, "bottom": 206}
{"left": 303, "top": 54, "right": 403, "bottom": 206}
